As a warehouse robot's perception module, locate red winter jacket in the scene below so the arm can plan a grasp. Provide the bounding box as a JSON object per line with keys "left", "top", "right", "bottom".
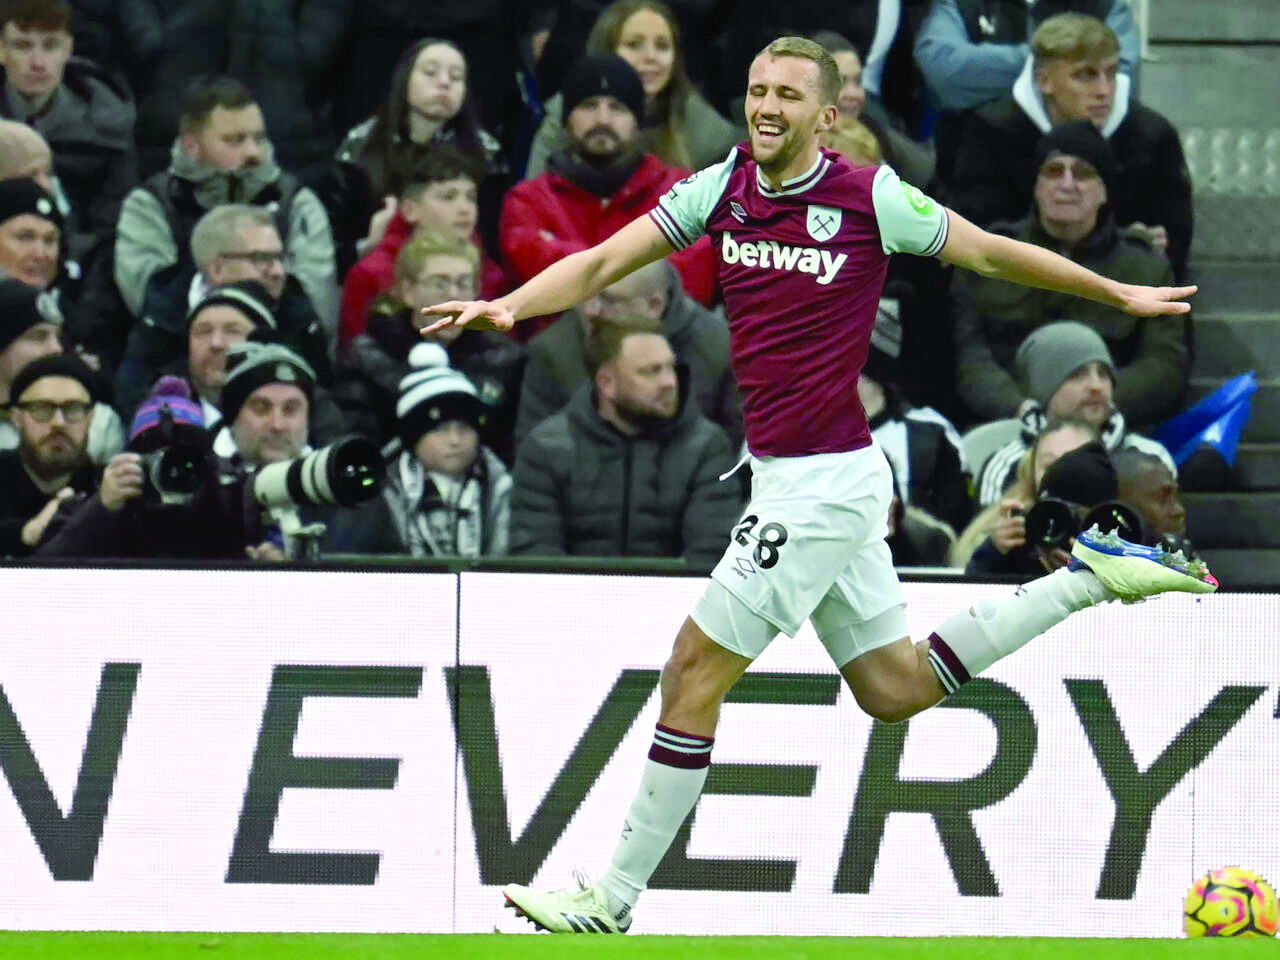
{"left": 499, "top": 154, "right": 715, "bottom": 337}
{"left": 339, "top": 212, "right": 509, "bottom": 349}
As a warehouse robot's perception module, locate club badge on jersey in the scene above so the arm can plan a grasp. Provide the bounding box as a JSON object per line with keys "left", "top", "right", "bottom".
{"left": 806, "top": 204, "right": 842, "bottom": 241}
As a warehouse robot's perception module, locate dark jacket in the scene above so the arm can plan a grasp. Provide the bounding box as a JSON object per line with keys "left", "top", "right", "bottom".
{"left": 510, "top": 381, "right": 742, "bottom": 570}
{"left": 870, "top": 399, "right": 973, "bottom": 534}
{"left": 331, "top": 305, "right": 525, "bottom": 461}
{"left": 0, "top": 450, "right": 97, "bottom": 557}
{"left": 953, "top": 214, "right": 1187, "bottom": 428}
{"left": 123, "top": 0, "right": 352, "bottom": 176}
{"left": 114, "top": 275, "right": 334, "bottom": 420}
{"left": 0, "top": 58, "right": 137, "bottom": 265}
{"left": 515, "top": 264, "right": 740, "bottom": 447}
{"left": 949, "top": 94, "right": 1194, "bottom": 279}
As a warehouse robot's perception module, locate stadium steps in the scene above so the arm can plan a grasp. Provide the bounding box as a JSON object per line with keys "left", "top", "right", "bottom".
{"left": 1184, "top": 493, "right": 1280, "bottom": 548}
{"left": 1149, "top": 2, "right": 1280, "bottom": 43}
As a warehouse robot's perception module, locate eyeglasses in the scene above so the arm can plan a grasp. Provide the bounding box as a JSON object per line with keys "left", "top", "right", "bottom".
{"left": 411, "top": 275, "right": 477, "bottom": 297}
{"left": 14, "top": 400, "right": 90, "bottom": 422}
{"left": 220, "top": 251, "right": 289, "bottom": 268}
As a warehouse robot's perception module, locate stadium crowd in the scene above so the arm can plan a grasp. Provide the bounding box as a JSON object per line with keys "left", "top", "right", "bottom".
{"left": 0, "top": 0, "right": 1214, "bottom": 573}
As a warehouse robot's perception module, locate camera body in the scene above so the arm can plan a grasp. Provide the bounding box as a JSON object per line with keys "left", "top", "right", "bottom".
{"left": 138, "top": 443, "right": 209, "bottom": 506}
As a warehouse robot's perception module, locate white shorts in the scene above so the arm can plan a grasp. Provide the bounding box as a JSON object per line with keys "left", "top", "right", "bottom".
{"left": 692, "top": 442, "right": 908, "bottom": 667}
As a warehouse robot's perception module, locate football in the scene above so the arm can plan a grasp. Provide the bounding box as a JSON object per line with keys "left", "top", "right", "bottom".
{"left": 1184, "top": 866, "right": 1279, "bottom": 937}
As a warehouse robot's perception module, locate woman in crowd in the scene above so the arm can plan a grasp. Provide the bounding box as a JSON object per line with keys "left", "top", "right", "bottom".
{"left": 323, "top": 38, "right": 507, "bottom": 275}
{"left": 524, "top": 0, "right": 740, "bottom": 177}
{"left": 951, "top": 418, "right": 1098, "bottom": 572}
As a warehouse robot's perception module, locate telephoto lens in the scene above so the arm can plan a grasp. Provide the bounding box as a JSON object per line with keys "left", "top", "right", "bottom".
{"left": 140, "top": 444, "right": 207, "bottom": 506}
{"left": 251, "top": 435, "right": 384, "bottom": 509}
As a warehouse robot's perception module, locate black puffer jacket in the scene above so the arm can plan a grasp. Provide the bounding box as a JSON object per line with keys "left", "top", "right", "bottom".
{"left": 510, "top": 381, "right": 742, "bottom": 570}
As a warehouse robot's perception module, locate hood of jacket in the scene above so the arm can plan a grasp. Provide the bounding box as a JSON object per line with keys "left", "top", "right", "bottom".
{"left": 1011, "top": 55, "right": 1130, "bottom": 138}
{"left": 166, "top": 137, "right": 283, "bottom": 209}
{"left": 1, "top": 58, "right": 134, "bottom": 152}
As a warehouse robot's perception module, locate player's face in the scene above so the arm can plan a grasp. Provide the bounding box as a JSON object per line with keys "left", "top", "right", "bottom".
{"left": 606, "top": 333, "right": 678, "bottom": 421}
{"left": 745, "top": 54, "right": 836, "bottom": 179}
{"left": 1047, "top": 361, "right": 1113, "bottom": 428}
{"left": 1036, "top": 54, "right": 1119, "bottom": 127}
{"left": 1035, "top": 154, "right": 1106, "bottom": 235}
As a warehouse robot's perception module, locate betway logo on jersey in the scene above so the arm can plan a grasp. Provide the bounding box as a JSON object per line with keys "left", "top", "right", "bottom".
{"left": 721, "top": 233, "right": 847, "bottom": 286}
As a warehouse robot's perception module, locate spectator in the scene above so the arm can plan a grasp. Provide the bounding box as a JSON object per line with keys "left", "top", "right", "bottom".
{"left": 515, "top": 257, "right": 738, "bottom": 447}
{"left": 0, "top": 118, "right": 54, "bottom": 189}
{"left": 884, "top": 462, "right": 956, "bottom": 567}
{"left": 500, "top": 54, "right": 715, "bottom": 336}
{"left": 0, "top": 177, "right": 59, "bottom": 289}
{"left": 114, "top": 205, "right": 331, "bottom": 416}
{"left": 951, "top": 415, "right": 1097, "bottom": 569}
{"left": 333, "top": 229, "right": 523, "bottom": 459}
{"left": 0, "top": 0, "right": 137, "bottom": 275}
{"left": 338, "top": 147, "right": 506, "bottom": 349}
{"left": 114, "top": 75, "right": 337, "bottom": 337}
{"left": 334, "top": 343, "right": 512, "bottom": 557}
{"left": 0, "top": 277, "right": 121, "bottom": 462}
{"left": 913, "top": 0, "right": 1139, "bottom": 176}
{"left": 860, "top": 305, "right": 973, "bottom": 534}
{"left": 510, "top": 319, "right": 741, "bottom": 569}
{"left": 175, "top": 282, "right": 274, "bottom": 426}
{"left": 953, "top": 122, "right": 1187, "bottom": 428}
{"left": 1113, "top": 447, "right": 1187, "bottom": 543}
{"left": 220, "top": 340, "right": 314, "bottom": 467}
{"left": 119, "top": 1, "right": 352, "bottom": 177}
{"left": 949, "top": 12, "right": 1193, "bottom": 278}
{"left": 324, "top": 37, "right": 506, "bottom": 277}
{"left": 525, "top": 0, "right": 739, "bottom": 178}
{"left": 975, "top": 321, "right": 1172, "bottom": 505}
{"left": 0, "top": 351, "right": 98, "bottom": 555}
{"left": 810, "top": 29, "right": 934, "bottom": 188}
{"left": 37, "top": 375, "right": 283, "bottom": 560}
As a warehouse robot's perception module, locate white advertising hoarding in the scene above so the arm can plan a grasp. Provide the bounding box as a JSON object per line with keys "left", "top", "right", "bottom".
{"left": 0, "top": 568, "right": 1275, "bottom": 936}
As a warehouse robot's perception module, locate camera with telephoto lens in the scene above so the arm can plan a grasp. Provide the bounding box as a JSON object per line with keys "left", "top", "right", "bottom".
{"left": 139, "top": 442, "right": 209, "bottom": 506}
{"left": 1024, "top": 496, "right": 1145, "bottom": 550}
{"left": 250, "top": 435, "right": 384, "bottom": 509}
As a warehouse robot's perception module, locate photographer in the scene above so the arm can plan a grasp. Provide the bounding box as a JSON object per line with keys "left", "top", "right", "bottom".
{"left": 967, "top": 440, "right": 1126, "bottom": 577}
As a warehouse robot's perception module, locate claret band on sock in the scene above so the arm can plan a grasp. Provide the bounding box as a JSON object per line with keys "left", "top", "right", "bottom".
{"left": 648, "top": 724, "right": 714, "bottom": 769}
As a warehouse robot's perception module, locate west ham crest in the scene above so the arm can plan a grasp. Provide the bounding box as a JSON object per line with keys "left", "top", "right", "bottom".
{"left": 806, "top": 204, "right": 841, "bottom": 241}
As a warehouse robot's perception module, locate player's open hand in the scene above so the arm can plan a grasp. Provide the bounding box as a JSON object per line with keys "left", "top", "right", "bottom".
{"left": 1113, "top": 282, "right": 1198, "bottom": 317}
{"left": 420, "top": 300, "right": 515, "bottom": 336}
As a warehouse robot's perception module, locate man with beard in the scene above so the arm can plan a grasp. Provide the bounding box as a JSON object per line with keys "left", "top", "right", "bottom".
{"left": 0, "top": 351, "right": 97, "bottom": 555}
{"left": 114, "top": 75, "right": 336, "bottom": 335}
{"left": 498, "top": 54, "right": 714, "bottom": 338}
{"left": 423, "top": 36, "right": 1211, "bottom": 934}
{"left": 510, "top": 317, "right": 740, "bottom": 568}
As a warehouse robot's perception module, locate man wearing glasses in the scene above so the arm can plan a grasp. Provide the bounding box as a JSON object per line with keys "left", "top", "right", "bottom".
{"left": 0, "top": 351, "right": 98, "bottom": 556}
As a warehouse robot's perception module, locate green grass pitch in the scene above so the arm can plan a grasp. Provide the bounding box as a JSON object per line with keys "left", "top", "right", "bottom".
{"left": 0, "top": 934, "right": 1275, "bottom": 959}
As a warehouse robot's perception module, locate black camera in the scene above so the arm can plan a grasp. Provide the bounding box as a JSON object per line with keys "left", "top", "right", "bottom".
{"left": 139, "top": 443, "right": 209, "bottom": 506}
{"left": 1024, "top": 496, "right": 1145, "bottom": 550}
{"left": 251, "top": 435, "right": 384, "bottom": 509}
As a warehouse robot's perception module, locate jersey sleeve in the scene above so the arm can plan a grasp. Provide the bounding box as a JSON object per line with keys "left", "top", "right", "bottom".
{"left": 648, "top": 150, "right": 737, "bottom": 251}
{"left": 871, "top": 164, "right": 949, "bottom": 256}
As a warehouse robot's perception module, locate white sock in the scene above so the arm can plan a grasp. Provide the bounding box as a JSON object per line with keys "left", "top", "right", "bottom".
{"left": 926, "top": 568, "right": 1113, "bottom": 692}
{"left": 597, "top": 725, "right": 712, "bottom": 911}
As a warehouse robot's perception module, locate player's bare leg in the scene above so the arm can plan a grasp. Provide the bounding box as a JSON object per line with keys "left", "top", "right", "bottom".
{"left": 840, "top": 635, "right": 945, "bottom": 724}
{"left": 503, "top": 617, "right": 751, "bottom": 932}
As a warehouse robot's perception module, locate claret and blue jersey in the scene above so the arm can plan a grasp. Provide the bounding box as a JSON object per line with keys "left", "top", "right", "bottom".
{"left": 649, "top": 144, "right": 948, "bottom": 459}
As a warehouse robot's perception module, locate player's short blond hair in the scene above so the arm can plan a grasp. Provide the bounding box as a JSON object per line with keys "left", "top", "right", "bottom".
{"left": 755, "top": 36, "right": 841, "bottom": 106}
{"left": 1031, "top": 13, "right": 1119, "bottom": 65}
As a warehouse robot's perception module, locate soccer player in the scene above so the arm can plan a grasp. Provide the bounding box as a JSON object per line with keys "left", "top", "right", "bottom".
{"left": 422, "top": 36, "right": 1215, "bottom": 934}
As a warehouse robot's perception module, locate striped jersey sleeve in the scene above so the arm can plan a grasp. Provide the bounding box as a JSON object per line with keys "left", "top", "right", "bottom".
{"left": 871, "top": 164, "right": 949, "bottom": 257}
{"left": 649, "top": 149, "right": 737, "bottom": 250}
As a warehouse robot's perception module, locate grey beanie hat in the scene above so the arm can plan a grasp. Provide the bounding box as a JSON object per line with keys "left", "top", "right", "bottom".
{"left": 1015, "top": 321, "right": 1114, "bottom": 408}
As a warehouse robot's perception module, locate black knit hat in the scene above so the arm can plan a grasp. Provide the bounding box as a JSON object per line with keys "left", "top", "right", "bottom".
{"left": 561, "top": 54, "right": 646, "bottom": 122}
{"left": 0, "top": 178, "right": 62, "bottom": 231}
{"left": 186, "top": 280, "right": 277, "bottom": 333}
{"left": 8, "top": 351, "right": 97, "bottom": 406}
{"left": 396, "top": 342, "right": 485, "bottom": 449}
{"left": 0, "top": 278, "right": 62, "bottom": 352}
{"left": 1035, "top": 121, "right": 1116, "bottom": 196}
{"left": 1039, "top": 440, "right": 1117, "bottom": 504}
{"left": 220, "top": 341, "right": 316, "bottom": 426}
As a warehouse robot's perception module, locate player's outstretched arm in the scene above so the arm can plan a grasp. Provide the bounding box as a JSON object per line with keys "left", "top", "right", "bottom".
{"left": 421, "top": 215, "right": 675, "bottom": 334}
{"left": 937, "top": 208, "right": 1196, "bottom": 317}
